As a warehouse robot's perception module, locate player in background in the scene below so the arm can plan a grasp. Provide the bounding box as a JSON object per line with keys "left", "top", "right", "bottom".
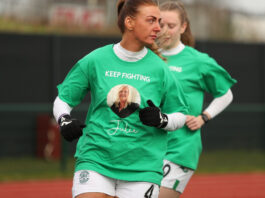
{"left": 156, "top": 1, "right": 237, "bottom": 198}
{"left": 53, "top": 0, "right": 189, "bottom": 198}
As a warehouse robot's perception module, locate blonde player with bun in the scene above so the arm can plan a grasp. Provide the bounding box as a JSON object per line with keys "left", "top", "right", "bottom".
{"left": 53, "top": 0, "right": 189, "bottom": 197}
{"left": 157, "top": 1, "right": 237, "bottom": 198}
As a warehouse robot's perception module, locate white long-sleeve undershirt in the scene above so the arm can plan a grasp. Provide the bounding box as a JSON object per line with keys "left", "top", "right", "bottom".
{"left": 113, "top": 42, "right": 148, "bottom": 62}
{"left": 164, "top": 113, "right": 187, "bottom": 131}
{"left": 204, "top": 89, "right": 233, "bottom": 119}
{"left": 53, "top": 96, "right": 73, "bottom": 122}
{"left": 160, "top": 42, "right": 185, "bottom": 56}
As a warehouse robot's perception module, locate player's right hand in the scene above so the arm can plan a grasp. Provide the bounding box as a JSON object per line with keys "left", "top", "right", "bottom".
{"left": 58, "top": 115, "right": 86, "bottom": 142}
{"left": 185, "top": 115, "right": 204, "bottom": 131}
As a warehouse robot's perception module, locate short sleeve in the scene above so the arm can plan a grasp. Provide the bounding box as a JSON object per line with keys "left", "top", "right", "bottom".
{"left": 160, "top": 67, "right": 189, "bottom": 115}
{"left": 57, "top": 61, "right": 90, "bottom": 107}
{"left": 199, "top": 57, "right": 237, "bottom": 98}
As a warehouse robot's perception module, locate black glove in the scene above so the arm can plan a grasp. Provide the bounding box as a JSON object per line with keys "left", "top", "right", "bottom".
{"left": 139, "top": 100, "right": 168, "bottom": 128}
{"left": 58, "top": 115, "right": 86, "bottom": 142}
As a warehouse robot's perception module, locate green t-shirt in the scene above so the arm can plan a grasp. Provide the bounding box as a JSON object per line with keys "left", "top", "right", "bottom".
{"left": 57, "top": 44, "right": 189, "bottom": 185}
{"left": 164, "top": 46, "right": 237, "bottom": 170}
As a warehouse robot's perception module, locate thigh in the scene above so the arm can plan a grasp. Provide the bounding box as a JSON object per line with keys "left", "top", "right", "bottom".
{"left": 158, "top": 187, "right": 181, "bottom": 198}
{"left": 72, "top": 170, "right": 116, "bottom": 198}
{"left": 160, "top": 160, "right": 194, "bottom": 194}
{"left": 76, "top": 192, "right": 115, "bottom": 198}
{"left": 116, "top": 181, "right": 159, "bottom": 198}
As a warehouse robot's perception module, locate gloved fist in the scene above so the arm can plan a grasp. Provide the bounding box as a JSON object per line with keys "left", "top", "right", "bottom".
{"left": 139, "top": 100, "right": 168, "bottom": 128}
{"left": 58, "top": 115, "right": 86, "bottom": 142}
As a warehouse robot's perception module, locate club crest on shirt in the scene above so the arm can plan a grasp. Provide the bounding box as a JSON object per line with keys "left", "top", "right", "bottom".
{"left": 169, "top": 66, "right": 182, "bottom": 73}
{"left": 79, "top": 170, "right": 89, "bottom": 184}
{"left": 180, "top": 166, "right": 189, "bottom": 173}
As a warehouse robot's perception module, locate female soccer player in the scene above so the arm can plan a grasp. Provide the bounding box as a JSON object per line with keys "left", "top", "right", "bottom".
{"left": 157, "top": 1, "right": 237, "bottom": 198}
{"left": 53, "top": 0, "right": 189, "bottom": 198}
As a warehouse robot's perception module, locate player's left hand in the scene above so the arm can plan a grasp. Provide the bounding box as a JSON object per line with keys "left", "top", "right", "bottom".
{"left": 139, "top": 100, "right": 168, "bottom": 128}
{"left": 185, "top": 115, "right": 204, "bottom": 131}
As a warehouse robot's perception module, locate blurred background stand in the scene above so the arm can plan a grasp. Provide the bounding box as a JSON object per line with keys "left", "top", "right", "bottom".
{"left": 36, "top": 114, "right": 61, "bottom": 161}
{"left": 0, "top": 0, "right": 264, "bottom": 182}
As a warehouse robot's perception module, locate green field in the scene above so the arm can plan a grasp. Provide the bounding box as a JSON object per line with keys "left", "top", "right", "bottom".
{"left": 197, "top": 149, "right": 265, "bottom": 173}
{"left": 0, "top": 149, "right": 264, "bottom": 182}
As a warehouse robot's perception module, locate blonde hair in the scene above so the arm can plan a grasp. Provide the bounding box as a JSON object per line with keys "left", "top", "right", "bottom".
{"left": 114, "top": 85, "right": 131, "bottom": 108}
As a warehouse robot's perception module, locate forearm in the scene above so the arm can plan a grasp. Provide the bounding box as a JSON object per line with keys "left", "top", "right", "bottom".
{"left": 204, "top": 89, "right": 233, "bottom": 119}
{"left": 53, "top": 96, "right": 73, "bottom": 122}
{"left": 164, "top": 112, "right": 186, "bottom": 131}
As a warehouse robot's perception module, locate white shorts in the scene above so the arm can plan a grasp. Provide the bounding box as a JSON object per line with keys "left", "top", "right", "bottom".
{"left": 72, "top": 170, "right": 159, "bottom": 198}
{"left": 161, "top": 160, "right": 194, "bottom": 194}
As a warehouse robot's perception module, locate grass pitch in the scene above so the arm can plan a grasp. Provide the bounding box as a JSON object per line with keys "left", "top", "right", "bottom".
{"left": 0, "top": 149, "right": 264, "bottom": 182}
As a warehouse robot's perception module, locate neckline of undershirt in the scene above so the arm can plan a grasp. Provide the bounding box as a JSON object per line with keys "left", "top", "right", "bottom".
{"left": 113, "top": 42, "right": 148, "bottom": 62}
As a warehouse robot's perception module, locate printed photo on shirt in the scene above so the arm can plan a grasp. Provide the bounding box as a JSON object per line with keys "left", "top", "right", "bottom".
{"left": 107, "top": 84, "right": 140, "bottom": 118}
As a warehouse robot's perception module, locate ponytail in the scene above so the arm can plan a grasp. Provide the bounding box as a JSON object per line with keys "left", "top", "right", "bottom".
{"left": 147, "top": 43, "right": 167, "bottom": 61}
